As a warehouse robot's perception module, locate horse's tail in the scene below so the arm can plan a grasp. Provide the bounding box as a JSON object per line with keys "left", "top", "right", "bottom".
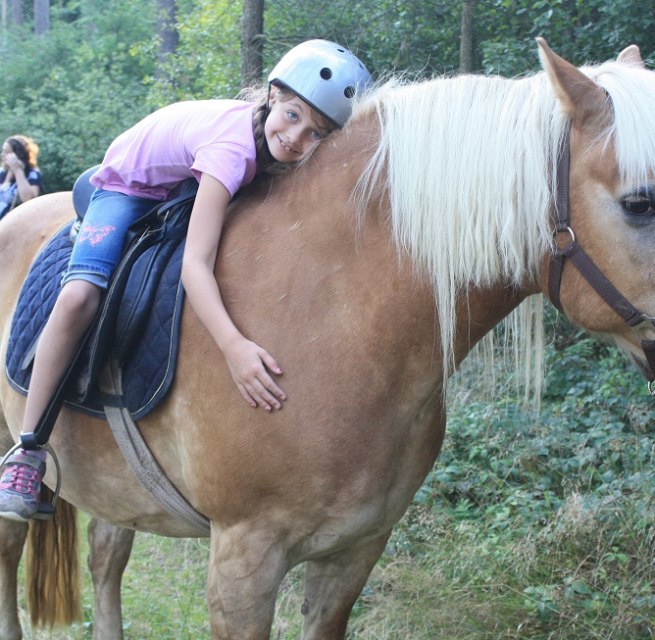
{"left": 25, "top": 486, "right": 82, "bottom": 628}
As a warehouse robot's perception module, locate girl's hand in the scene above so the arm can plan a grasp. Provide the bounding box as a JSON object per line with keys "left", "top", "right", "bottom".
{"left": 4, "top": 152, "right": 23, "bottom": 173}
{"left": 224, "top": 336, "right": 286, "bottom": 411}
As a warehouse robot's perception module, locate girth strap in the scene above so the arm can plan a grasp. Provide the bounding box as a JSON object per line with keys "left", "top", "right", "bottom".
{"left": 102, "top": 355, "right": 211, "bottom": 535}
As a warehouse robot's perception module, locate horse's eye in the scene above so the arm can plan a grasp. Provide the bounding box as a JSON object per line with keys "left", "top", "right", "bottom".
{"left": 622, "top": 193, "right": 653, "bottom": 216}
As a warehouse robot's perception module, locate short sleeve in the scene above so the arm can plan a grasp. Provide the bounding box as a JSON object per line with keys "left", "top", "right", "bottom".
{"left": 191, "top": 142, "right": 256, "bottom": 197}
{"left": 27, "top": 169, "right": 43, "bottom": 189}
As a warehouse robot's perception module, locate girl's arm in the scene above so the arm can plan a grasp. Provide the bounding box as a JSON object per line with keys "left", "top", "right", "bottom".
{"left": 181, "top": 172, "right": 286, "bottom": 411}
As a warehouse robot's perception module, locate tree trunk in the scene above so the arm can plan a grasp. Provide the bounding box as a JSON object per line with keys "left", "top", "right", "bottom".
{"left": 79, "top": 0, "right": 98, "bottom": 39}
{"left": 459, "top": 0, "right": 477, "bottom": 73}
{"left": 155, "top": 0, "right": 179, "bottom": 82}
{"left": 157, "top": 0, "right": 179, "bottom": 61}
{"left": 34, "top": 0, "right": 49, "bottom": 36}
{"left": 241, "top": 0, "right": 264, "bottom": 86}
{"left": 10, "top": 0, "right": 22, "bottom": 25}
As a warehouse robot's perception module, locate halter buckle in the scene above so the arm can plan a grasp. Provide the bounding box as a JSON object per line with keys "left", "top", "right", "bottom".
{"left": 553, "top": 225, "right": 575, "bottom": 252}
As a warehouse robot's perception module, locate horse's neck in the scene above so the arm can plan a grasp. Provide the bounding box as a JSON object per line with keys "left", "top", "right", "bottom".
{"left": 452, "top": 284, "right": 530, "bottom": 367}
{"left": 224, "top": 119, "right": 535, "bottom": 394}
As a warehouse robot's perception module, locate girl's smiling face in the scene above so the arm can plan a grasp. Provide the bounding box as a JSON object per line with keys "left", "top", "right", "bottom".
{"left": 264, "top": 88, "right": 332, "bottom": 163}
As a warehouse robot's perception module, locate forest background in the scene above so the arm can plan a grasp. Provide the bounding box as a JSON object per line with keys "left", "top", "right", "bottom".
{"left": 4, "top": 1, "right": 655, "bottom": 638}
{"left": 2, "top": 0, "right": 655, "bottom": 192}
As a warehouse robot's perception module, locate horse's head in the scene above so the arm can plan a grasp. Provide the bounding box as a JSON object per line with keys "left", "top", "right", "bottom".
{"left": 538, "top": 39, "right": 655, "bottom": 385}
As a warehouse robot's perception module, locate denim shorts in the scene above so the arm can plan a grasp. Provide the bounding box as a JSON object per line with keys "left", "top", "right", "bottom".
{"left": 63, "top": 188, "right": 159, "bottom": 288}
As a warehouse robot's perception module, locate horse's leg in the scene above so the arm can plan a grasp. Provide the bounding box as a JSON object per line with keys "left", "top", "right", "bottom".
{"left": 87, "top": 517, "right": 135, "bottom": 640}
{"left": 0, "top": 518, "right": 28, "bottom": 640}
{"left": 300, "top": 530, "right": 392, "bottom": 640}
{"left": 207, "top": 526, "right": 289, "bottom": 639}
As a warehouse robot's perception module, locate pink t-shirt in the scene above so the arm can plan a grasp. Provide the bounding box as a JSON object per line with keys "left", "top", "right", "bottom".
{"left": 91, "top": 100, "right": 258, "bottom": 200}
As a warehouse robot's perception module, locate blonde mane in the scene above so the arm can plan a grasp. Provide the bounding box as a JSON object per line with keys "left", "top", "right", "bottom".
{"left": 353, "top": 58, "right": 655, "bottom": 395}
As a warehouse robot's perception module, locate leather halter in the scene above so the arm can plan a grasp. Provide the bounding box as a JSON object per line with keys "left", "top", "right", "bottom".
{"left": 548, "top": 126, "right": 655, "bottom": 394}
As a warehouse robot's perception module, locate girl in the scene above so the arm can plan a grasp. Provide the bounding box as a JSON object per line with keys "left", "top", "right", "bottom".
{"left": 0, "top": 39, "right": 371, "bottom": 521}
{"left": 0, "top": 135, "right": 43, "bottom": 219}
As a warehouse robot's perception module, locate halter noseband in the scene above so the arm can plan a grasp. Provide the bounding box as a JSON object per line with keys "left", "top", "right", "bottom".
{"left": 548, "top": 125, "right": 655, "bottom": 395}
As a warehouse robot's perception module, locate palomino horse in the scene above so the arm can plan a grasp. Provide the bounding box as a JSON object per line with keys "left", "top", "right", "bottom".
{"left": 2, "top": 39, "right": 655, "bottom": 639}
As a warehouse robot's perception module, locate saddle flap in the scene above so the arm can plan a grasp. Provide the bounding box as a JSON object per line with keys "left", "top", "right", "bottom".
{"left": 6, "top": 190, "right": 196, "bottom": 421}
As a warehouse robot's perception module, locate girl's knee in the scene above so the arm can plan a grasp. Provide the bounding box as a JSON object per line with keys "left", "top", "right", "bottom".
{"left": 55, "top": 281, "right": 101, "bottom": 324}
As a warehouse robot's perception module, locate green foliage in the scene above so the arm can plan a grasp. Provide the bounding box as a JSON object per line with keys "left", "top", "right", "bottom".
{"left": 264, "top": 0, "right": 462, "bottom": 78}
{"left": 378, "top": 323, "right": 655, "bottom": 638}
{"left": 141, "top": 0, "right": 242, "bottom": 106}
{"left": 476, "top": 0, "right": 655, "bottom": 75}
{"left": 413, "top": 336, "right": 655, "bottom": 537}
{"left": 0, "top": 0, "right": 156, "bottom": 191}
{"left": 3, "top": 0, "right": 655, "bottom": 192}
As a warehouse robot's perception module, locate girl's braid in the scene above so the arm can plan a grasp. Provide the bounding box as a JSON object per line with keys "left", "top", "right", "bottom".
{"left": 252, "top": 101, "right": 275, "bottom": 169}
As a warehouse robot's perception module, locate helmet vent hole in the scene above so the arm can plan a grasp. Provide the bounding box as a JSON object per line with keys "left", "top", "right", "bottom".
{"left": 344, "top": 86, "right": 355, "bottom": 99}
{"left": 320, "top": 67, "right": 333, "bottom": 80}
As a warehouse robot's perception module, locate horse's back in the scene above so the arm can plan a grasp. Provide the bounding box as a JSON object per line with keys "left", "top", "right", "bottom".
{"left": 0, "top": 193, "right": 74, "bottom": 303}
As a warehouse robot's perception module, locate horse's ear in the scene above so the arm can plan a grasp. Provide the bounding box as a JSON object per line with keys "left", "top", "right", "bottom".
{"left": 536, "top": 37, "right": 608, "bottom": 128}
{"left": 617, "top": 44, "right": 645, "bottom": 68}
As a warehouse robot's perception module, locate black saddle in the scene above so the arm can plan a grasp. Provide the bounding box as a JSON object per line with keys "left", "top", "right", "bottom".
{"left": 5, "top": 170, "right": 197, "bottom": 422}
{"left": 72, "top": 164, "right": 100, "bottom": 219}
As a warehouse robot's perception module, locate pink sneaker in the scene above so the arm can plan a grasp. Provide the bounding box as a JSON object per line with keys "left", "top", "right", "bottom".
{"left": 0, "top": 449, "right": 47, "bottom": 522}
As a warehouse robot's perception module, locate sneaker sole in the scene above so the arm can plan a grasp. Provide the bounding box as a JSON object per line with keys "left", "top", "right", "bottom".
{"left": 0, "top": 510, "right": 32, "bottom": 523}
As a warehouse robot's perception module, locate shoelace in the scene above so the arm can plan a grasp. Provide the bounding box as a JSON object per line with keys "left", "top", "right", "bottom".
{"left": 0, "top": 464, "right": 41, "bottom": 497}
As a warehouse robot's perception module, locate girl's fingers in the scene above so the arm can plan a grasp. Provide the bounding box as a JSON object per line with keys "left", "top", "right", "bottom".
{"left": 237, "top": 384, "right": 257, "bottom": 408}
{"left": 259, "top": 350, "right": 283, "bottom": 376}
{"left": 249, "top": 377, "right": 283, "bottom": 411}
{"left": 228, "top": 341, "right": 286, "bottom": 410}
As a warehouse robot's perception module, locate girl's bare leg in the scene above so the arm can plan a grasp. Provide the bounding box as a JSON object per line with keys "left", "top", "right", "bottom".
{"left": 21, "top": 280, "right": 101, "bottom": 432}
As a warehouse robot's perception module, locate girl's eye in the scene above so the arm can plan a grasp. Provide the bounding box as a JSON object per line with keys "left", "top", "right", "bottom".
{"left": 286, "top": 110, "right": 299, "bottom": 121}
{"left": 310, "top": 130, "right": 322, "bottom": 141}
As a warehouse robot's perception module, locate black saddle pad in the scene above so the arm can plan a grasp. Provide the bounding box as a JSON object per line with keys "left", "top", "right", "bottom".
{"left": 5, "top": 210, "right": 188, "bottom": 419}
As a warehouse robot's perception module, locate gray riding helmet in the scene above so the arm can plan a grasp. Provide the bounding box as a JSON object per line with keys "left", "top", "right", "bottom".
{"left": 268, "top": 39, "right": 371, "bottom": 128}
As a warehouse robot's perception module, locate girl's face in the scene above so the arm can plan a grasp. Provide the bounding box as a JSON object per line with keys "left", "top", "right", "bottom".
{"left": 264, "top": 90, "right": 332, "bottom": 163}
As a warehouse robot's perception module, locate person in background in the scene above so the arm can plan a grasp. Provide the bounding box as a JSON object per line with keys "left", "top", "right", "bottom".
{"left": 0, "top": 135, "right": 43, "bottom": 220}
